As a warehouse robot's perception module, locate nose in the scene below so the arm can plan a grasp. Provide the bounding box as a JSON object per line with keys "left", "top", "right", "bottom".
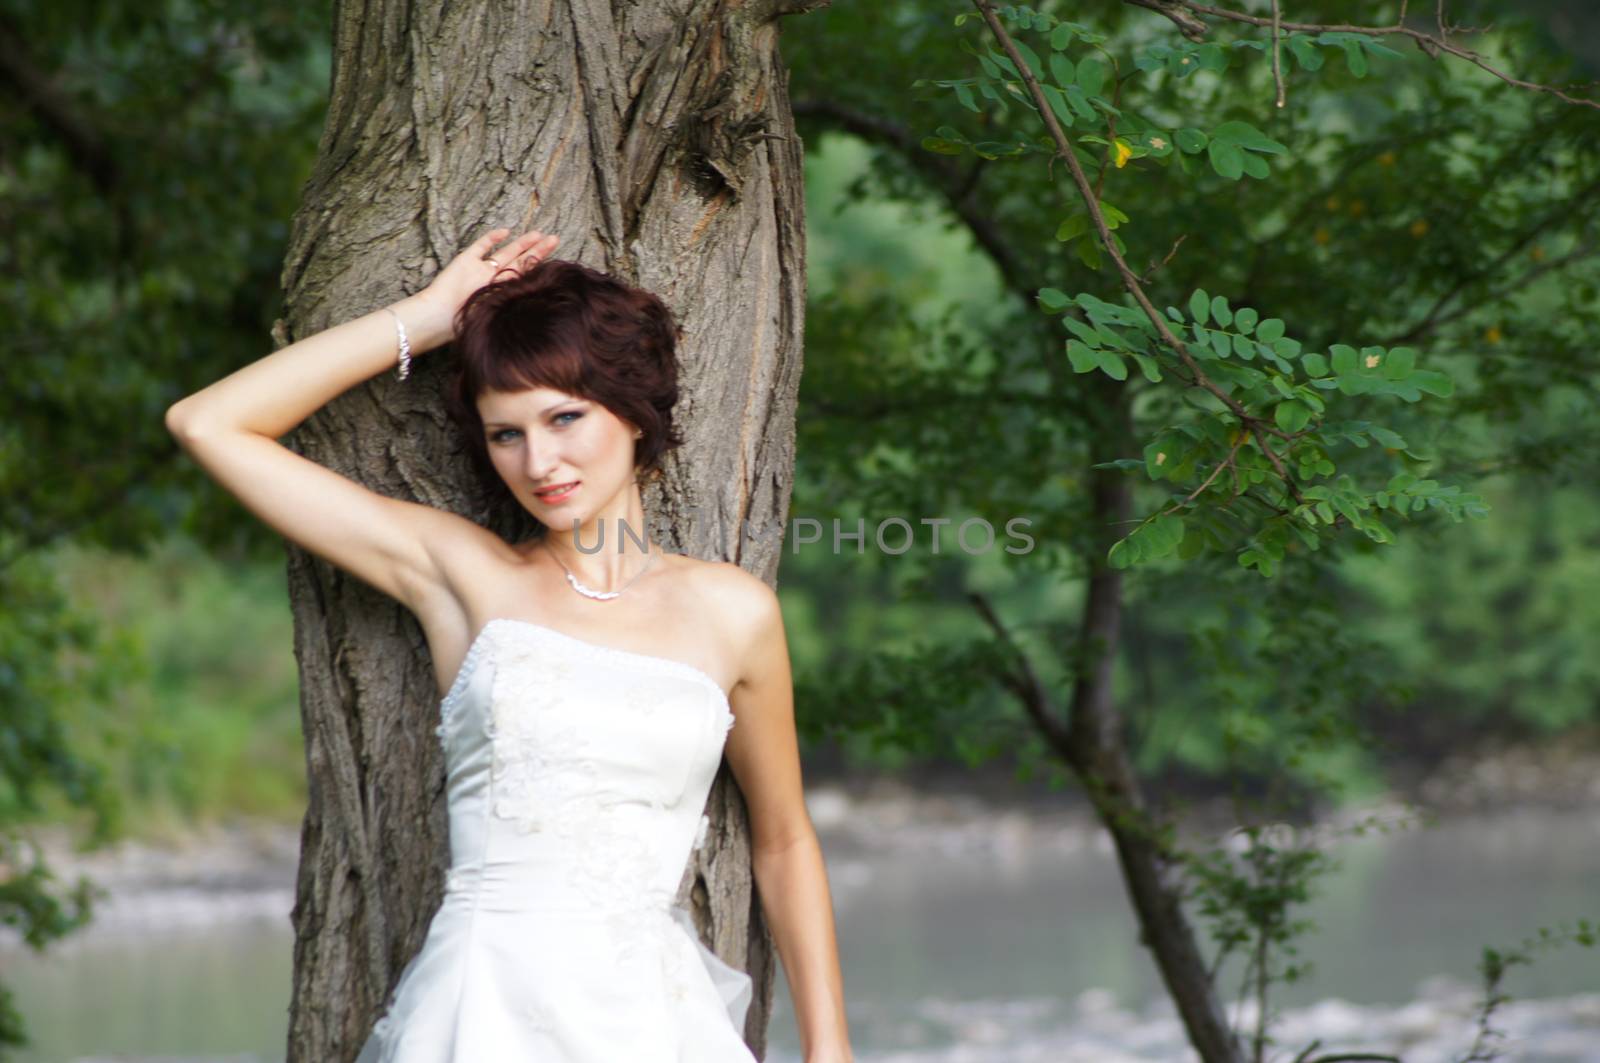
{"left": 523, "top": 439, "right": 559, "bottom": 484}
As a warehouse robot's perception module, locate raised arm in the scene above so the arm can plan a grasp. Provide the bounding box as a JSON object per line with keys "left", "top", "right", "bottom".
{"left": 164, "top": 228, "right": 559, "bottom": 613}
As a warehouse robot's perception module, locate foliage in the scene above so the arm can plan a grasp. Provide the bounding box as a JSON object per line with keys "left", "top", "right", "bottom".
{"left": 1, "top": 0, "right": 1597, "bottom": 1056}
{"left": 783, "top": 0, "right": 1598, "bottom": 1059}
{"left": 0, "top": 0, "right": 330, "bottom": 1051}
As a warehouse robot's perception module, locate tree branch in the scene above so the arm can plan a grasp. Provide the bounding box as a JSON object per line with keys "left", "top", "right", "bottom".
{"left": 1135, "top": 0, "right": 1600, "bottom": 110}
{"left": 1383, "top": 175, "right": 1600, "bottom": 345}
{"left": 970, "top": 0, "right": 1308, "bottom": 506}
{"left": 966, "top": 592, "right": 1072, "bottom": 751}
{"left": 752, "top": 0, "right": 832, "bottom": 22}
{"left": 790, "top": 97, "right": 1033, "bottom": 297}
{"left": 0, "top": 15, "right": 119, "bottom": 193}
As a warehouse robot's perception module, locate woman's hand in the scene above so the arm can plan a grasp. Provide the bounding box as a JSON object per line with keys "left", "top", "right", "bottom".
{"left": 417, "top": 227, "right": 561, "bottom": 338}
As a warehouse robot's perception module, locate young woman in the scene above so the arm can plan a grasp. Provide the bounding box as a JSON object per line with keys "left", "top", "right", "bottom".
{"left": 165, "top": 228, "right": 853, "bottom": 1062}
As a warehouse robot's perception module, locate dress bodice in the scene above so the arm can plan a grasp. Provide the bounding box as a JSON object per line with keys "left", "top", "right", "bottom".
{"left": 357, "top": 617, "right": 756, "bottom": 1060}
{"left": 436, "top": 617, "right": 736, "bottom": 906}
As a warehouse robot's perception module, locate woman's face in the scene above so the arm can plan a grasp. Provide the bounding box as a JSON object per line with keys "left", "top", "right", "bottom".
{"left": 477, "top": 385, "right": 640, "bottom": 521}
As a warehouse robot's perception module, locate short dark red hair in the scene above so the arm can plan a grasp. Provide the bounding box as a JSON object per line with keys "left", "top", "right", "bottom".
{"left": 444, "top": 258, "right": 686, "bottom": 506}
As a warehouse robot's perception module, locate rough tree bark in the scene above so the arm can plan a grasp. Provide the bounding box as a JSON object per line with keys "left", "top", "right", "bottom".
{"left": 271, "top": 1, "right": 823, "bottom": 1059}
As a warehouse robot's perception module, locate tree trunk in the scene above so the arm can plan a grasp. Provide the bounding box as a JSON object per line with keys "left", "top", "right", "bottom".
{"left": 1065, "top": 383, "right": 1243, "bottom": 1063}
{"left": 273, "top": 1, "right": 816, "bottom": 1058}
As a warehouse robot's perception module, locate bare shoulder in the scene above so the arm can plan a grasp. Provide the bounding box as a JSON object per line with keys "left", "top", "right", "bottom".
{"left": 690, "top": 558, "right": 777, "bottom": 624}
{"left": 683, "top": 558, "right": 805, "bottom": 853}
{"left": 669, "top": 557, "right": 784, "bottom": 695}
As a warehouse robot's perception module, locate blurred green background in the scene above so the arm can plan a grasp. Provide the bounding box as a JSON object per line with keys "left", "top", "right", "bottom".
{"left": 4, "top": 0, "right": 1599, "bottom": 1056}
{"left": 4, "top": 0, "right": 1597, "bottom": 840}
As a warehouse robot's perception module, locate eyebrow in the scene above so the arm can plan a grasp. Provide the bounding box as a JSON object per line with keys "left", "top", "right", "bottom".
{"left": 482, "top": 400, "right": 581, "bottom": 428}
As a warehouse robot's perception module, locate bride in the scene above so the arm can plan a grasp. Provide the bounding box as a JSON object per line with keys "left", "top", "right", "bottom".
{"left": 164, "top": 227, "right": 853, "bottom": 1062}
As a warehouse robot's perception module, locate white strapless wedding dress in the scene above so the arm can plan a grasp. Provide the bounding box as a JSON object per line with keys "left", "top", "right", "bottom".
{"left": 354, "top": 617, "right": 757, "bottom": 1062}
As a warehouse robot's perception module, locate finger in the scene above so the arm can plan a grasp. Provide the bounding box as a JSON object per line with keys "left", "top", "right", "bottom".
{"left": 515, "top": 229, "right": 553, "bottom": 254}
{"left": 475, "top": 228, "right": 511, "bottom": 253}
{"left": 505, "top": 235, "right": 554, "bottom": 268}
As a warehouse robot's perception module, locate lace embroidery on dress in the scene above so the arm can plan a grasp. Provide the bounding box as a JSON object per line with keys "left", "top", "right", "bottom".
{"left": 485, "top": 631, "right": 589, "bottom": 834}
{"left": 436, "top": 617, "right": 734, "bottom": 739}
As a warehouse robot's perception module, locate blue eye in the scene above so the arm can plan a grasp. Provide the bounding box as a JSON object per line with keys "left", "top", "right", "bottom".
{"left": 488, "top": 412, "right": 581, "bottom": 444}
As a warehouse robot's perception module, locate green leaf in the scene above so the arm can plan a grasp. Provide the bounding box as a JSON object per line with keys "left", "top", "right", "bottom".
{"left": 1383, "top": 346, "right": 1416, "bottom": 379}
{"left": 1411, "top": 369, "right": 1455, "bottom": 397}
{"left": 1342, "top": 40, "right": 1368, "bottom": 77}
{"left": 1189, "top": 288, "right": 1211, "bottom": 325}
{"left": 1096, "top": 347, "right": 1129, "bottom": 380}
{"left": 1138, "top": 129, "right": 1174, "bottom": 156}
{"left": 1363, "top": 38, "right": 1407, "bottom": 59}
{"left": 954, "top": 82, "right": 979, "bottom": 112}
{"left": 1041, "top": 84, "right": 1076, "bottom": 127}
{"left": 1013, "top": 39, "right": 1046, "bottom": 80}
{"left": 1074, "top": 236, "right": 1102, "bottom": 270}
{"left": 1167, "top": 50, "right": 1199, "bottom": 79}
{"left": 1108, "top": 536, "right": 1138, "bottom": 569}
{"left": 1241, "top": 153, "right": 1270, "bottom": 179}
{"left": 1209, "top": 140, "right": 1245, "bottom": 179}
{"left": 1301, "top": 352, "right": 1330, "bottom": 377}
{"left": 922, "top": 136, "right": 965, "bottom": 155}
{"left": 1076, "top": 57, "right": 1107, "bottom": 97}
{"left": 1209, "top": 328, "right": 1232, "bottom": 358}
{"left": 1369, "top": 426, "right": 1407, "bottom": 449}
{"left": 1144, "top": 436, "right": 1178, "bottom": 479}
{"left": 1049, "top": 51, "right": 1075, "bottom": 88}
{"left": 1175, "top": 127, "right": 1208, "bottom": 153}
{"left": 1065, "top": 84, "right": 1097, "bottom": 120}
{"left": 1234, "top": 307, "right": 1259, "bottom": 334}
{"left": 1232, "top": 333, "right": 1256, "bottom": 359}
{"left": 1286, "top": 34, "right": 1323, "bottom": 70}
{"left": 1255, "top": 318, "right": 1285, "bottom": 343}
{"left": 1132, "top": 353, "right": 1163, "bottom": 382}
{"left": 1209, "top": 294, "right": 1233, "bottom": 326}
{"left": 1275, "top": 400, "right": 1311, "bottom": 432}
{"left": 1330, "top": 343, "right": 1359, "bottom": 375}
{"left": 1056, "top": 213, "right": 1090, "bottom": 241}
{"left": 1210, "top": 120, "right": 1289, "bottom": 154}
{"left": 1067, "top": 339, "right": 1099, "bottom": 373}
{"left": 986, "top": 46, "right": 1021, "bottom": 78}
{"left": 1037, "top": 287, "right": 1071, "bottom": 311}
{"left": 1095, "top": 324, "right": 1131, "bottom": 350}
{"left": 1130, "top": 513, "right": 1185, "bottom": 561}
{"left": 1363, "top": 516, "right": 1394, "bottom": 544}
{"left": 1050, "top": 22, "right": 1075, "bottom": 50}
{"left": 1063, "top": 316, "right": 1101, "bottom": 343}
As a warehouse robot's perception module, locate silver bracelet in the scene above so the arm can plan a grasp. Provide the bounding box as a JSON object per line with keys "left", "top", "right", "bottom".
{"left": 385, "top": 307, "right": 411, "bottom": 380}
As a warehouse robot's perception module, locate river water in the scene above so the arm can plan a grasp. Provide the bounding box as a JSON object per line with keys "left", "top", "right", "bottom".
{"left": 4, "top": 790, "right": 1596, "bottom": 1062}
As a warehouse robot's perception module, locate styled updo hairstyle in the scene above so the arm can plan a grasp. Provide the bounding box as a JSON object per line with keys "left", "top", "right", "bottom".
{"left": 444, "top": 257, "right": 687, "bottom": 512}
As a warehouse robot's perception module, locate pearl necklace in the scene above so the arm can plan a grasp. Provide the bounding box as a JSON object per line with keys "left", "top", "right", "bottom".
{"left": 541, "top": 538, "right": 656, "bottom": 601}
